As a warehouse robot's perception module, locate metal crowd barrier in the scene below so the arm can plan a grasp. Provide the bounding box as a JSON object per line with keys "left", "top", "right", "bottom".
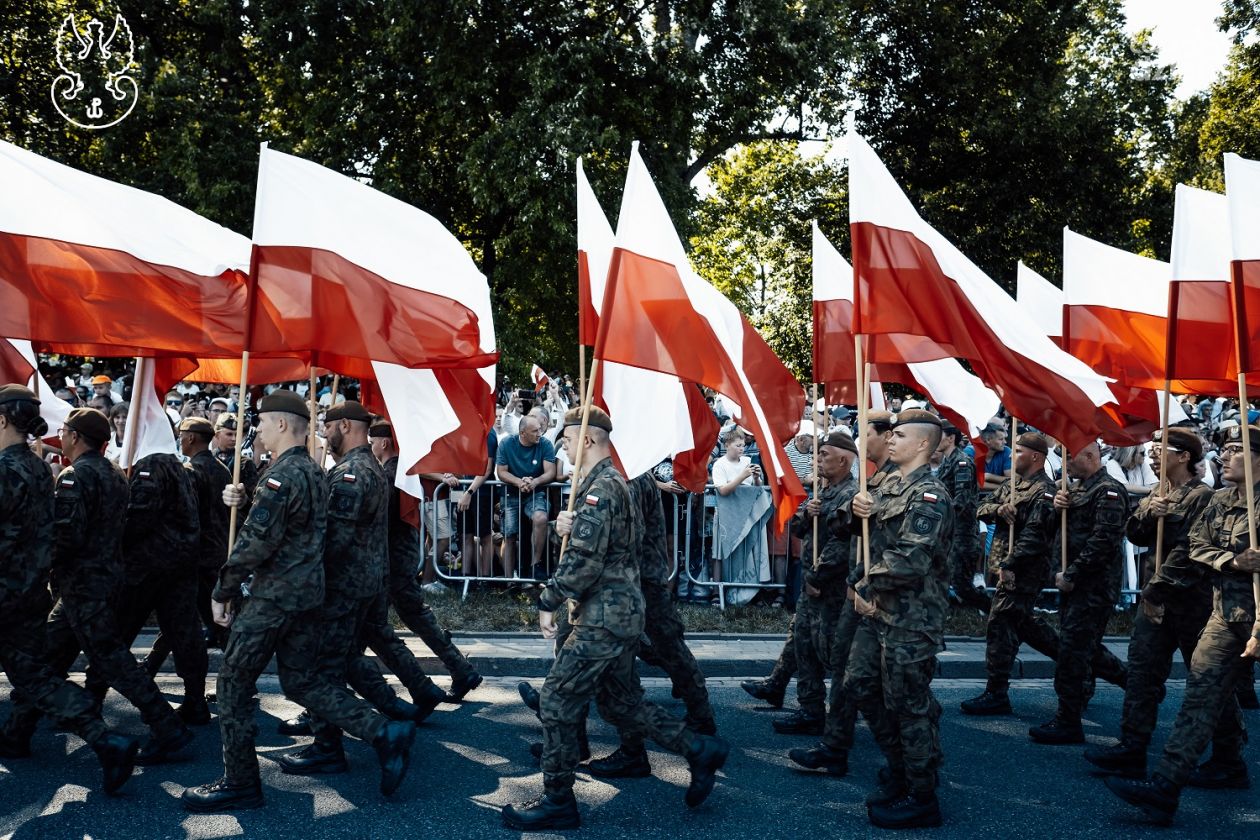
{"left": 680, "top": 484, "right": 792, "bottom": 612}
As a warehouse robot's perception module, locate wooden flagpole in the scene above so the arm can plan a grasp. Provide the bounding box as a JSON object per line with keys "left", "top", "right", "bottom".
{"left": 329, "top": 374, "right": 341, "bottom": 407}
{"left": 1154, "top": 383, "right": 1172, "bottom": 573}
{"left": 1228, "top": 262, "right": 1260, "bottom": 639}
{"left": 811, "top": 383, "right": 821, "bottom": 567}
{"left": 557, "top": 357, "right": 602, "bottom": 561}
{"left": 119, "top": 357, "right": 146, "bottom": 477}
{"left": 1007, "top": 414, "right": 1016, "bottom": 559}
{"left": 855, "top": 334, "right": 870, "bottom": 575}
{"left": 1060, "top": 443, "right": 1069, "bottom": 573}
{"left": 227, "top": 241, "right": 263, "bottom": 556}
{"left": 307, "top": 369, "right": 318, "bottom": 456}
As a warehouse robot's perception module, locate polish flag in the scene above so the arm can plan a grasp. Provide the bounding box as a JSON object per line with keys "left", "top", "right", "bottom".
{"left": 3, "top": 338, "right": 72, "bottom": 441}
{"left": 812, "top": 223, "right": 999, "bottom": 438}
{"left": 1015, "top": 262, "right": 1064, "bottom": 347}
{"left": 847, "top": 132, "right": 1115, "bottom": 451}
{"left": 1225, "top": 154, "right": 1260, "bottom": 377}
{"left": 0, "top": 141, "right": 251, "bottom": 359}
{"left": 577, "top": 157, "right": 717, "bottom": 487}
{"left": 530, "top": 364, "right": 549, "bottom": 389}
{"left": 118, "top": 357, "right": 178, "bottom": 469}
{"left": 595, "top": 144, "right": 805, "bottom": 529}
{"left": 249, "top": 146, "right": 498, "bottom": 374}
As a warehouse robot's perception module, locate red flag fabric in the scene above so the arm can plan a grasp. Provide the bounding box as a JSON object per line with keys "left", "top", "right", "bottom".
{"left": 1224, "top": 155, "right": 1260, "bottom": 378}
{"left": 0, "top": 338, "right": 35, "bottom": 386}
{"left": 848, "top": 133, "right": 1117, "bottom": 452}
{"left": 594, "top": 145, "right": 805, "bottom": 531}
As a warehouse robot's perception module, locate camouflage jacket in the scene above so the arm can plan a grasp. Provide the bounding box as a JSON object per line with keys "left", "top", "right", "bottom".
{"left": 850, "top": 459, "right": 898, "bottom": 567}
{"left": 1061, "top": 467, "right": 1129, "bottom": 603}
{"left": 213, "top": 444, "right": 326, "bottom": 612}
{"left": 1188, "top": 483, "right": 1260, "bottom": 625}
{"left": 324, "top": 444, "right": 389, "bottom": 600}
{"left": 188, "top": 449, "right": 233, "bottom": 569}
{"left": 977, "top": 472, "right": 1059, "bottom": 593}
{"left": 0, "top": 442, "right": 55, "bottom": 609}
{"left": 52, "top": 449, "right": 129, "bottom": 600}
{"left": 538, "top": 457, "right": 645, "bottom": 639}
{"left": 628, "top": 472, "right": 670, "bottom": 586}
{"left": 217, "top": 449, "right": 259, "bottom": 512}
{"left": 852, "top": 463, "right": 954, "bottom": 647}
{"left": 937, "top": 446, "right": 979, "bottom": 568}
{"left": 382, "top": 456, "right": 423, "bottom": 588}
{"left": 1128, "top": 480, "right": 1213, "bottom": 610}
{"left": 122, "top": 453, "right": 200, "bottom": 573}
{"left": 791, "top": 475, "right": 858, "bottom": 597}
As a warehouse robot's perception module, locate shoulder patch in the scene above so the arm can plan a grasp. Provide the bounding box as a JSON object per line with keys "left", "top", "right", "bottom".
{"left": 585, "top": 494, "right": 600, "bottom": 506}
{"left": 343, "top": 474, "right": 357, "bottom": 483}
{"left": 137, "top": 470, "right": 151, "bottom": 478}
{"left": 266, "top": 477, "right": 283, "bottom": 490}
{"left": 1105, "top": 490, "right": 1119, "bottom": 498}
{"left": 1043, "top": 491, "right": 1055, "bottom": 499}
{"left": 922, "top": 491, "right": 939, "bottom": 503}
{"left": 59, "top": 477, "right": 75, "bottom": 487}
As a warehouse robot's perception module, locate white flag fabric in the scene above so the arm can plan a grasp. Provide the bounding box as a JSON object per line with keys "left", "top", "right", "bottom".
{"left": 118, "top": 357, "right": 178, "bottom": 469}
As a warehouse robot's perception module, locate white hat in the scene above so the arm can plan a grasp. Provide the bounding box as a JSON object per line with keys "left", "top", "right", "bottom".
{"left": 796, "top": 419, "right": 816, "bottom": 439}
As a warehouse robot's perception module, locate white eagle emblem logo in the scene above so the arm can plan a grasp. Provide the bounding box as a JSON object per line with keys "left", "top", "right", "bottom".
{"left": 51, "top": 12, "right": 138, "bottom": 130}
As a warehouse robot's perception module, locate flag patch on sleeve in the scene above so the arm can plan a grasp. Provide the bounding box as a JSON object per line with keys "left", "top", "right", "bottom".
{"left": 1105, "top": 490, "right": 1119, "bottom": 498}
{"left": 266, "top": 477, "right": 283, "bottom": 490}
{"left": 343, "top": 474, "right": 357, "bottom": 483}
{"left": 585, "top": 494, "right": 600, "bottom": 506}
{"left": 138, "top": 471, "right": 150, "bottom": 478}
{"left": 922, "top": 492, "right": 939, "bottom": 503}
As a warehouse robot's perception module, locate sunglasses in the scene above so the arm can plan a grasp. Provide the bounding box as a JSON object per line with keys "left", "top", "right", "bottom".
{"left": 166, "top": 400, "right": 183, "bottom": 407}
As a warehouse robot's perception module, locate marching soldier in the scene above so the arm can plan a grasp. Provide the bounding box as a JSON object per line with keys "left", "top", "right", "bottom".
{"left": 502, "top": 407, "right": 729, "bottom": 831}
{"left": 934, "top": 421, "right": 987, "bottom": 612}
{"left": 1031, "top": 441, "right": 1130, "bottom": 745}
{"left": 213, "top": 411, "right": 258, "bottom": 502}
{"left": 847, "top": 408, "right": 954, "bottom": 829}
{"left": 0, "top": 386, "right": 138, "bottom": 793}
{"left": 1106, "top": 424, "right": 1260, "bottom": 824}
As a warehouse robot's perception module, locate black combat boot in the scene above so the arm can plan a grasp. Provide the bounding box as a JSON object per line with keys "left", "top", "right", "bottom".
{"left": 177, "top": 697, "right": 213, "bottom": 726}
{"left": 584, "top": 746, "right": 652, "bottom": 779}
{"left": 686, "top": 716, "right": 718, "bottom": 736}
{"left": 1187, "top": 754, "right": 1251, "bottom": 789}
{"left": 446, "top": 671, "right": 483, "bottom": 702}
{"left": 1028, "top": 715, "right": 1084, "bottom": 745}
{"left": 772, "top": 708, "right": 824, "bottom": 735}
{"left": 0, "top": 729, "right": 32, "bottom": 759}
{"left": 278, "top": 731, "right": 349, "bottom": 775}
{"left": 869, "top": 790, "right": 943, "bottom": 829}
{"left": 959, "top": 689, "right": 1012, "bottom": 716}
{"left": 518, "top": 681, "right": 541, "bottom": 713}
{"left": 135, "top": 721, "right": 194, "bottom": 766}
{"left": 788, "top": 743, "right": 848, "bottom": 776}
{"left": 684, "top": 734, "right": 730, "bottom": 807}
{"left": 1084, "top": 737, "right": 1147, "bottom": 778}
{"left": 1104, "top": 773, "right": 1180, "bottom": 825}
{"left": 410, "top": 682, "right": 447, "bottom": 722}
{"left": 740, "top": 678, "right": 785, "bottom": 708}
{"left": 92, "top": 732, "right": 139, "bottom": 795}
{"left": 181, "top": 776, "right": 265, "bottom": 813}
{"left": 501, "top": 788, "right": 580, "bottom": 830}
{"left": 866, "top": 766, "right": 908, "bottom": 807}
{"left": 276, "top": 709, "right": 312, "bottom": 736}
{"left": 373, "top": 719, "right": 416, "bottom": 796}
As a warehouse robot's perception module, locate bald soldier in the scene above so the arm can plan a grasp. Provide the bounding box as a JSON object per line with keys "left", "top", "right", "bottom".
{"left": 847, "top": 409, "right": 954, "bottom": 829}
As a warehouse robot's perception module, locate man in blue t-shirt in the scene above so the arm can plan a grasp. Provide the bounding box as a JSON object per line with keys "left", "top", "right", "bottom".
{"left": 495, "top": 415, "right": 557, "bottom": 580}
{"left": 980, "top": 422, "right": 1012, "bottom": 492}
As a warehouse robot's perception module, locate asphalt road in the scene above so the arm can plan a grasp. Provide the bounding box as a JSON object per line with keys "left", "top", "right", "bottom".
{"left": 1, "top": 676, "right": 1256, "bottom": 839}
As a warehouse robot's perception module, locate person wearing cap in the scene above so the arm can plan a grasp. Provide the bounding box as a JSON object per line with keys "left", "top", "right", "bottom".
{"left": 207, "top": 397, "right": 230, "bottom": 428}
{"left": 83, "top": 418, "right": 204, "bottom": 746}
{"left": 962, "top": 432, "right": 1062, "bottom": 717}
{"left": 787, "top": 431, "right": 863, "bottom": 776}
{"left": 367, "top": 420, "right": 483, "bottom": 703}
{"left": 0, "top": 406, "right": 193, "bottom": 766}
{"left": 182, "top": 390, "right": 415, "bottom": 813}
{"left": 503, "top": 406, "right": 730, "bottom": 830}
{"left": 0, "top": 386, "right": 140, "bottom": 793}
{"left": 1030, "top": 441, "right": 1131, "bottom": 746}
{"left": 846, "top": 408, "right": 954, "bottom": 829}
{"left": 269, "top": 400, "right": 429, "bottom": 777}
{"left": 90, "top": 374, "right": 112, "bottom": 399}
{"left": 1088, "top": 427, "right": 1240, "bottom": 782}
{"left": 932, "top": 421, "right": 987, "bottom": 613}
{"left": 213, "top": 411, "right": 259, "bottom": 504}
{"left": 1106, "top": 424, "right": 1260, "bottom": 823}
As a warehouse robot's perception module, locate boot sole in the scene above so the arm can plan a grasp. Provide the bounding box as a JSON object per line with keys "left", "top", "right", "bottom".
{"left": 279, "top": 761, "right": 350, "bottom": 775}
{"left": 1104, "top": 778, "right": 1176, "bottom": 825}
{"left": 685, "top": 742, "right": 730, "bottom": 808}
{"left": 583, "top": 765, "right": 652, "bottom": 779}
{"left": 1186, "top": 777, "right": 1250, "bottom": 790}
{"left": 501, "top": 812, "right": 580, "bottom": 830}
{"left": 182, "top": 794, "right": 265, "bottom": 814}
{"left": 868, "top": 810, "right": 943, "bottom": 829}
{"left": 959, "top": 705, "right": 1012, "bottom": 716}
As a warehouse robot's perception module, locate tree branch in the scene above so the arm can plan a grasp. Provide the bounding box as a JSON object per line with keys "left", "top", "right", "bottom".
{"left": 683, "top": 128, "right": 827, "bottom": 184}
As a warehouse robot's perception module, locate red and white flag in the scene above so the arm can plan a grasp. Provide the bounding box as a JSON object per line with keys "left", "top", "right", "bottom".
{"left": 577, "top": 157, "right": 717, "bottom": 487}
{"left": 3, "top": 338, "right": 72, "bottom": 440}
{"left": 0, "top": 141, "right": 251, "bottom": 359}
{"left": 249, "top": 145, "right": 497, "bottom": 374}
{"left": 1225, "top": 154, "right": 1260, "bottom": 376}
{"left": 530, "top": 364, "right": 549, "bottom": 389}
{"left": 1015, "top": 262, "right": 1065, "bottom": 346}
{"left": 847, "top": 132, "right": 1114, "bottom": 451}
{"left": 118, "top": 356, "right": 179, "bottom": 469}
{"left": 812, "top": 223, "right": 999, "bottom": 437}
{"left": 594, "top": 144, "right": 805, "bottom": 529}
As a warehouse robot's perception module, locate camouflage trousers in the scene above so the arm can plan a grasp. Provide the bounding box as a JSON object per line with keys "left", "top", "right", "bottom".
{"left": 622, "top": 579, "right": 713, "bottom": 743}
{"left": 790, "top": 595, "right": 828, "bottom": 717}
{"left": 765, "top": 612, "right": 798, "bottom": 694}
{"left": 363, "top": 589, "right": 439, "bottom": 700}
{"left": 148, "top": 567, "right": 226, "bottom": 668}
{"left": 0, "top": 592, "right": 107, "bottom": 747}
{"left": 86, "top": 567, "right": 208, "bottom": 702}
{"left": 540, "top": 626, "right": 693, "bottom": 793}
{"left": 843, "top": 619, "right": 943, "bottom": 795}
{"left": 1156, "top": 613, "right": 1254, "bottom": 785}
{"left": 390, "top": 572, "right": 476, "bottom": 681}
{"left": 818, "top": 597, "right": 862, "bottom": 752}
{"left": 3, "top": 592, "right": 181, "bottom": 741}
{"left": 950, "top": 547, "right": 991, "bottom": 613}
{"left": 301, "top": 593, "right": 393, "bottom": 744}
{"left": 1053, "top": 592, "right": 1120, "bottom": 721}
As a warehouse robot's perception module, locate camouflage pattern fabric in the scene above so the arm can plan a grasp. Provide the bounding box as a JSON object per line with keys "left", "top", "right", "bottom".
{"left": 937, "top": 446, "right": 986, "bottom": 611}
{"left": 977, "top": 471, "right": 1058, "bottom": 594}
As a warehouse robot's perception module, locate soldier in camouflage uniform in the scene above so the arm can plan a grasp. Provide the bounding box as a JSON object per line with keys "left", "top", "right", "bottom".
{"left": 934, "top": 421, "right": 988, "bottom": 612}
{"left": 272, "top": 401, "right": 428, "bottom": 775}
{"left": 1087, "top": 427, "right": 1240, "bottom": 778}
{"left": 786, "top": 431, "right": 862, "bottom": 776}
{"left": 1030, "top": 441, "right": 1130, "bottom": 745}
{"left": 182, "top": 392, "right": 414, "bottom": 814}
{"left": 86, "top": 429, "right": 208, "bottom": 727}
{"left": 961, "top": 432, "right": 1061, "bottom": 715}
{"left": 502, "top": 407, "right": 730, "bottom": 831}
{"left": 579, "top": 470, "right": 717, "bottom": 779}
{"left": 0, "top": 407, "right": 193, "bottom": 765}
{"left": 213, "top": 412, "right": 258, "bottom": 502}
{"left": 742, "top": 411, "right": 895, "bottom": 709}
{"left": 1106, "top": 424, "right": 1260, "bottom": 824}
{"left": 846, "top": 409, "right": 953, "bottom": 829}
{"left": 0, "top": 387, "right": 138, "bottom": 794}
